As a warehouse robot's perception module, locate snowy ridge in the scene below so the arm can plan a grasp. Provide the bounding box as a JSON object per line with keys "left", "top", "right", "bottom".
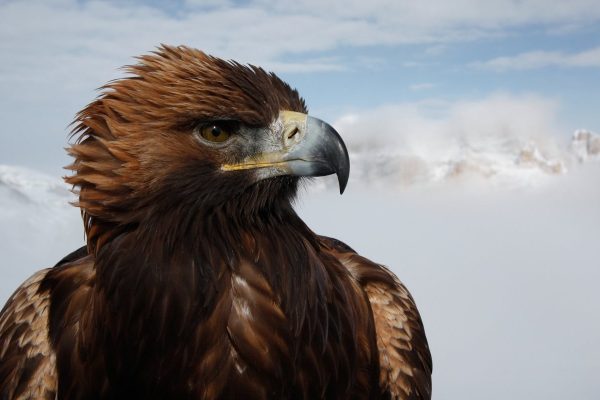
{"left": 342, "top": 129, "right": 599, "bottom": 189}
{"left": 0, "top": 164, "right": 79, "bottom": 238}
{"left": 571, "top": 129, "right": 600, "bottom": 162}
{"left": 0, "top": 165, "right": 73, "bottom": 207}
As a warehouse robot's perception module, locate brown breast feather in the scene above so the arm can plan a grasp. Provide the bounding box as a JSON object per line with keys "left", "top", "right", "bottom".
{"left": 0, "top": 236, "right": 430, "bottom": 399}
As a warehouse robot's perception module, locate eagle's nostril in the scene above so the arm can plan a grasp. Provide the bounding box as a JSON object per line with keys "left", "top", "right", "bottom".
{"left": 288, "top": 127, "right": 299, "bottom": 139}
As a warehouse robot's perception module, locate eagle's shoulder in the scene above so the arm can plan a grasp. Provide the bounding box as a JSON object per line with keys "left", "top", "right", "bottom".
{"left": 319, "top": 236, "right": 433, "bottom": 400}
{"left": 0, "top": 268, "right": 56, "bottom": 399}
{"left": 0, "top": 246, "right": 91, "bottom": 400}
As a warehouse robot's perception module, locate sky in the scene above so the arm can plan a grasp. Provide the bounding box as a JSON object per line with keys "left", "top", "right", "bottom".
{"left": 1, "top": 1, "right": 600, "bottom": 399}
{"left": 1, "top": 0, "right": 599, "bottom": 176}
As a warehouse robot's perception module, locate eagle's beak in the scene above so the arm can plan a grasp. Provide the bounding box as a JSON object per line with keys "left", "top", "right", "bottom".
{"left": 222, "top": 111, "right": 350, "bottom": 194}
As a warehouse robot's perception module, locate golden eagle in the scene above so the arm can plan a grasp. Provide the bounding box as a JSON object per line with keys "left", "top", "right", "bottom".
{"left": 0, "top": 46, "right": 431, "bottom": 399}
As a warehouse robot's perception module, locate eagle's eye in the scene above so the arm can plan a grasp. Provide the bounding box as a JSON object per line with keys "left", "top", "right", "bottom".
{"left": 198, "top": 123, "right": 232, "bottom": 143}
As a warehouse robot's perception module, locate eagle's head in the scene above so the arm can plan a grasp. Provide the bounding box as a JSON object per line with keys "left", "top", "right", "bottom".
{"left": 66, "top": 45, "right": 349, "bottom": 252}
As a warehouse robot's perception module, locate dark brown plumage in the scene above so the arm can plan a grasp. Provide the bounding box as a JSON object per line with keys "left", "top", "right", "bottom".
{"left": 0, "top": 45, "right": 431, "bottom": 399}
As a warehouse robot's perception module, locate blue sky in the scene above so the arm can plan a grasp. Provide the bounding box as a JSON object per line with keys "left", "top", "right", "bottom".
{"left": 1, "top": 0, "right": 599, "bottom": 175}
{"left": 284, "top": 25, "right": 600, "bottom": 128}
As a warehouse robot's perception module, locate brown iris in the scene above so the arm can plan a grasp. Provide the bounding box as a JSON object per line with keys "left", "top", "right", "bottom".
{"left": 200, "top": 124, "right": 231, "bottom": 143}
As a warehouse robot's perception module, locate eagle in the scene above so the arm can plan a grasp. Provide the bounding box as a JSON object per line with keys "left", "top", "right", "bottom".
{"left": 0, "top": 46, "right": 431, "bottom": 399}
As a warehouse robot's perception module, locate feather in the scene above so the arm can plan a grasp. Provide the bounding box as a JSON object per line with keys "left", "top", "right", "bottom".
{"left": 321, "top": 236, "right": 433, "bottom": 399}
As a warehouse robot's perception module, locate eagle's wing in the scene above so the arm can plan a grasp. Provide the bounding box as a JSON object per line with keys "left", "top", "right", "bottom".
{"left": 0, "top": 247, "right": 88, "bottom": 399}
{"left": 321, "top": 237, "right": 432, "bottom": 400}
{"left": 0, "top": 268, "right": 57, "bottom": 400}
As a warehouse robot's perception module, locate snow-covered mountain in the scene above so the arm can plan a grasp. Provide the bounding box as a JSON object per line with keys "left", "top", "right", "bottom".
{"left": 571, "top": 129, "right": 600, "bottom": 162}
{"left": 344, "top": 129, "right": 599, "bottom": 190}
{"left": 0, "top": 165, "right": 79, "bottom": 232}
{"left": 0, "top": 165, "right": 73, "bottom": 207}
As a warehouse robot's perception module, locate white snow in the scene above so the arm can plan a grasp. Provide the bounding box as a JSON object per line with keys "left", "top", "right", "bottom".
{"left": 571, "top": 129, "right": 600, "bottom": 162}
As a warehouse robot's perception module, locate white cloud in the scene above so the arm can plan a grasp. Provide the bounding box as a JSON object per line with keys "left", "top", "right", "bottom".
{"left": 472, "top": 46, "right": 600, "bottom": 71}
{"left": 424, "top": 45, "right": 448, "bottom": 56}
{"left": 409, "top": 82, "right": 435, "bottom": 91}
{"left": 331, "top": 93, "right": 572, "bottom": 188}
{"left": 0, "top": 0, "right": 597, "bottom": 107}
{"left": 1, "top": 0, "right": 599, "bottom": 86}
{"left": 335, "top": 93, "right": 563, "bottom": 145}
{"left": 256, "top": 0, "right": 600, "bottom": 33}
{"left": 263, "top": 58, "right": 346, "bottom": 73}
